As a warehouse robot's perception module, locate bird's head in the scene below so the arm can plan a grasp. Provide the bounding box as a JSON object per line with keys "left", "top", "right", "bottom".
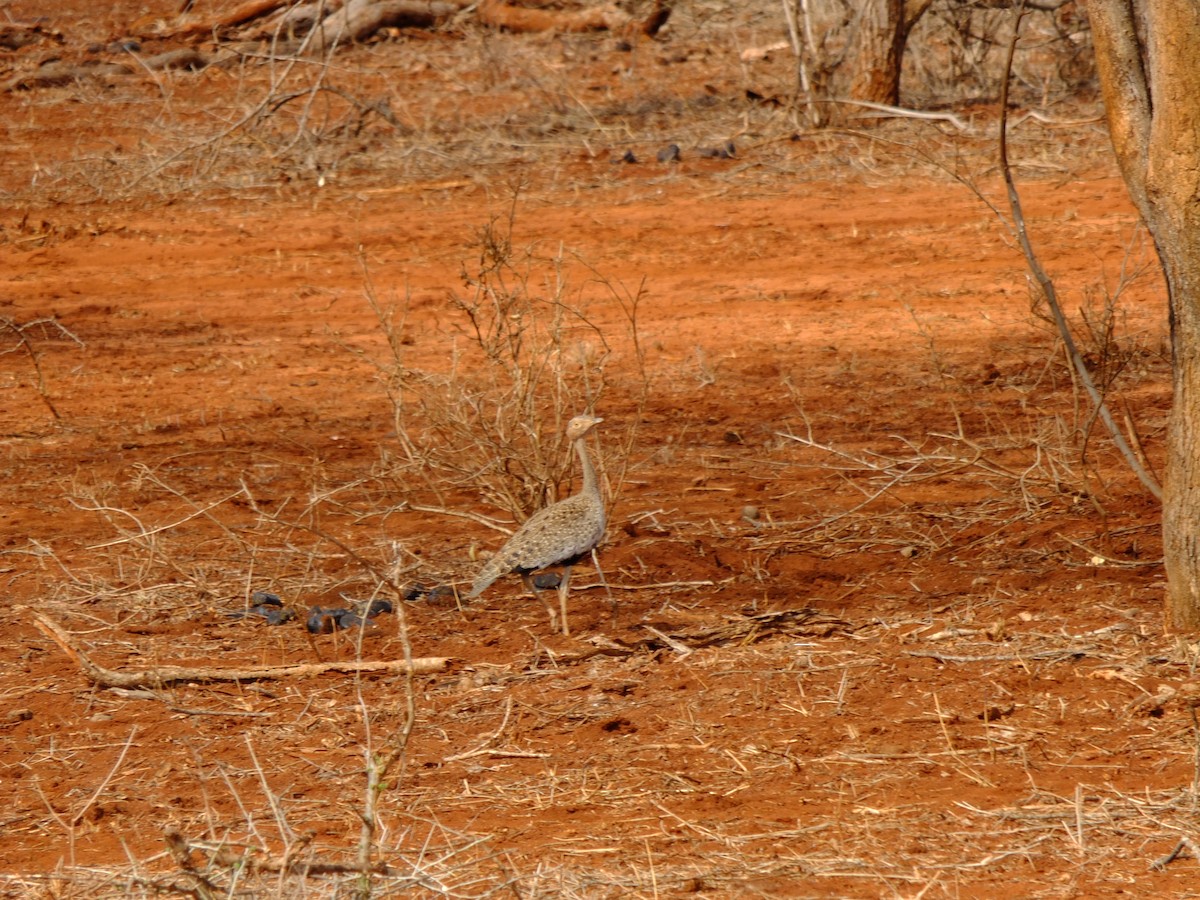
{"left": 565, "top": 414, "right": 603, "bottom": 441}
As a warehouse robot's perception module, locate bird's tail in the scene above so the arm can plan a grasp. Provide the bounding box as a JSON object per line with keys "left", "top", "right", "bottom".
{"left": 466, "top": 553, "right": 509, "bottom": 599}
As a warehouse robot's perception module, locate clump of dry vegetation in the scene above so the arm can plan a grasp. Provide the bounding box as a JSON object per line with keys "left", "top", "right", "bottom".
{"left": 358, "top": 199, "right": 647, "bottom": 535}
{"left": 8, "top": 2, "right": 1200, "bottom": 899}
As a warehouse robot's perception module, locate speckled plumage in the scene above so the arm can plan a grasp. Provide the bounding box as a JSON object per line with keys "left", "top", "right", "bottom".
{"left": 467, "top": 415, "right": 605, "bottom": 635}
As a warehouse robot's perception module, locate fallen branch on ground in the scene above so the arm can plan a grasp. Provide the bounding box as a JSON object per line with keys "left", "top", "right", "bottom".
{"left": 29, "top": 609, "right": 452, "bottom": 688}
{"left": 3, "top": 50, "right": 215, "bottom": 92}
{"left": 562, "top": 608, "right": 853, "bottom": 663}
{"left": 476, "top": 0, "right": 661, "bottom": 34}
{"left": 300, "top": 0, "right": 464, "bottom": 57}
{"left": 162, "top": 0, "right": 301, "bottom": 39}
{"left": 9, "top": 0, "right": 672, "bottom": 93}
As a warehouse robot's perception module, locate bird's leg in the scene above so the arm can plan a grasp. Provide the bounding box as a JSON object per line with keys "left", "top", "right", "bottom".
{"left": 522, "top": 573, "right": 558, "bottom": 633}
{"left": 557, "top": 566, "right": 573, "bottom": 636}
{"left": 592, "top": 547, "right": 616, "bottom": 617}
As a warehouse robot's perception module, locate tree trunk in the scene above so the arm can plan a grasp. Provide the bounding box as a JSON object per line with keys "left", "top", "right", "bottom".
{"left": 1088, "top": 1, "right": 1200, "bottom": 632}
{"left": 304, "top": 0, "right": 461, "bottom": 55}
{"left": 845, "top": 0, "right": 905, "bottom": 104}
{"left": 809, "top": 0, "right": 931, "bottom": 119}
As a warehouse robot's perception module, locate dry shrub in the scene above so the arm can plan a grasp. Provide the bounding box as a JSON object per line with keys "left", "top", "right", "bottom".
{"left": 363, "top": 199, "right": 647, "bottom": 528}
{"left": 904, "top": 0, "right": 1095, "bottom": 107}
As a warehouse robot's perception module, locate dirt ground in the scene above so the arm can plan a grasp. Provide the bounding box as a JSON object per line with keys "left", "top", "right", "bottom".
{"left": 1, "top": 2, "right": 1195, "bottom": 898}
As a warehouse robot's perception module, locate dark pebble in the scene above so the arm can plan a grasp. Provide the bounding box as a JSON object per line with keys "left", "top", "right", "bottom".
{"left": 306, "top": 607, "right": 340, "bottom": 634}
{"left": 699, "top": 141, "right": 736, "bottom": 160}
{"left": 363, "top": 599, "right": 393, "bottom": 617}
{"left": 336, "top": 610, "right": 368, "bottom": 629}
{"left": 227, "top": 592, "right": 293, "bottom": 625}
{"left": 426, "top": 584, "right": 457, "bottom": 606}
{"left": 657, "top": 143, "right": 681, "bottom": 163}
{"left": 257, "top": 606, "right": 294, "bottom": 625}
{"left": 307, "top": 598, "right": 393, "bottom": 633}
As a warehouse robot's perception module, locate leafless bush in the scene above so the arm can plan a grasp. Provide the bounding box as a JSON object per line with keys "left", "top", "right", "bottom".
{"left": 362, "top": 200, "right": 647, "bottom": 528}
{"left": 778, "top": 0, "right": 1094, "bottom": 123}
{"left": 904, "top": 0, "right": 1094, "bottom": 107}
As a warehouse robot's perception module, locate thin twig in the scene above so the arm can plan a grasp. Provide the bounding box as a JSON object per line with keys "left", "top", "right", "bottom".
{"left": 71, "top": 726, "right": 137, "bottom": 827}
{"left": 1056, "top": 532, "right": 1162, "bottom": 568}
{"left": 998, "top": 2, "right": 1161, "bottom": 500}
{"left": 1150, "top": 835, "right": 1200, "bottom": 871}
{"left": 83, "top": 488, "right": 246, "bottom": 549}
{"left": 0, "top": 316, "right": 82, "bottom": 420}
{"left": 29, "top": 609, "right": 452, "bottom": 688}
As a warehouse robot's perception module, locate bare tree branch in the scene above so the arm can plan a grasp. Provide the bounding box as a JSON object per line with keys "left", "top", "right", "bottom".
{"left": 998, "top": 2, "right": 1161, "bottom": 500}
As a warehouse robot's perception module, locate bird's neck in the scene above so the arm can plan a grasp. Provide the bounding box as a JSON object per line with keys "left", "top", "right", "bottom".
{"left": 575, "top": 435, "right": 599, "bottom": 498}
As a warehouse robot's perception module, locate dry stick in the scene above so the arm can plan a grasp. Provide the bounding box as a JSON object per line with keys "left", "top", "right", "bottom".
{"left": 29, "top": 609, "right": 451, "bottom": 688}
{"left": 84, "top": 487, "right": 245, "bottom": 550}
{"left": 354, "top": 594, "right": 418, "bottom": 894}
{"left": 72, "top": 726, "right": 138, "bottom": 827}
{"left": 164, "top": 0, "right": 293, "bottom": 38}
{"left": 164, "top": 830, "right": 221, "bottom": 900}
{"left": 407, "top": 502, "right": 515, "bottom": 534}
{"left": 1151, "top": 835, "right": 1200, "bottom": 871}
{"left": 998, "top": 3, "right": 1161, "bottom": 501}
{"left": 590, "top": 579, "right": 716, "bottom": 592}
{"left": 0, "top": 317, "right": 69, "bottom": 420}
{"left": 443, "top": 697, "right": 514, "bottom": 762}
{"left": 1055, "top": 532, "right": 1162, "bottom": 568}
{"left": 838, "top": 98, "right": 968, "bottom": 131}
{"left": 125, "top": 2, "right": 330, "bottom": 191}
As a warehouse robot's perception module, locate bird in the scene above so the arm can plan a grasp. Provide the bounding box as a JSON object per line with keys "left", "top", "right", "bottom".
{"left": 466, "top": 415, "right": 606, "bottom": 636}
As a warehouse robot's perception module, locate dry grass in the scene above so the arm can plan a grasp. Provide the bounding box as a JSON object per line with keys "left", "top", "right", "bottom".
{"left": 6, "top": 3, "right": 1194, "bottom": 899}
{"left": 358, "top": 204, "right": 647, "bottom": 533}
{"left": 0, "top": 1, "right": 1109, "bottom": 205}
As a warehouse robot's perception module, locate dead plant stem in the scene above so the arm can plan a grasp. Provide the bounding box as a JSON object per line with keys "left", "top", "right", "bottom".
{"left": 998, "top": 2, "right": 1161, "bottom": 500}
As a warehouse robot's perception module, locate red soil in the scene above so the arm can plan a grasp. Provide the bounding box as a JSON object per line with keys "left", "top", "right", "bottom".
{"left": 0, "top": 3, "right": 1189, "bottom": 897}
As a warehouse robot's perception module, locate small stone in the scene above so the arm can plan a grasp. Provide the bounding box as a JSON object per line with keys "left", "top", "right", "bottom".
{"left": 741, "top": 505, "right": 760, "bottom": 522}
{"left": 336, "top": 610, "right": 369, "bottom": 630}
{"left": 427, "top": 585, "right": 457, "bottom": 606}
{"left": 699, "top": 142, "right": 735, "bottom": 160}
{"left": 257, "top": 605, "right": 294, "bottom": 625}
{"left": 306, "top": 607, "right": 339, "bottom": 634}
{"left": 362, "top": 599, "right": 393, "bottom": 617}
